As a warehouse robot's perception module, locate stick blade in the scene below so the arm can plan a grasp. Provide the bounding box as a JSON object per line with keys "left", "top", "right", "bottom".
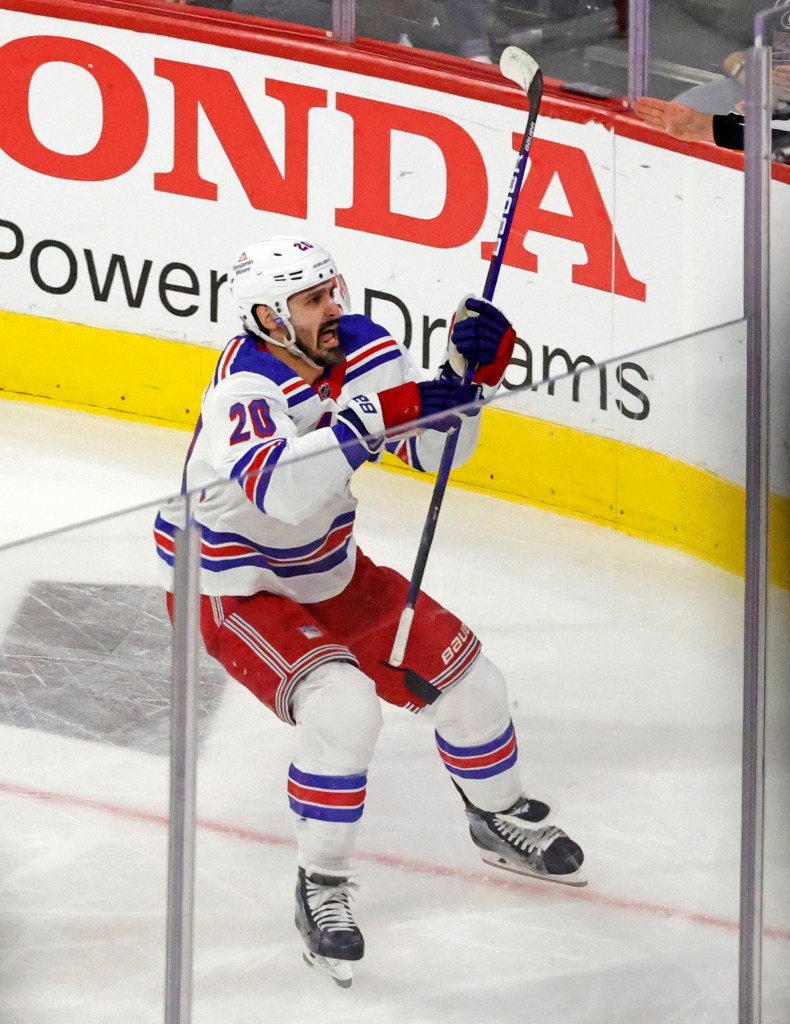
{"left": 499, "top": 46, "right": 539, "bottom": 93}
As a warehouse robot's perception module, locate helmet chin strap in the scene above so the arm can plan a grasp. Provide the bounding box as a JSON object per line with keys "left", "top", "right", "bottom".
{"left": 248, "top": 314, "right": 322, "bottom": 371}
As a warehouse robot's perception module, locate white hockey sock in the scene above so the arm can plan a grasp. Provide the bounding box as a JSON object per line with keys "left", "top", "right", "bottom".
{"left": 290, "top": 662, "right": 382, "bottom": 873}
{"left": 426, "top": 655, "right": 523, "bottom": 812}
{"left": 288, "top": 762, "right": 366, "bottom": 872}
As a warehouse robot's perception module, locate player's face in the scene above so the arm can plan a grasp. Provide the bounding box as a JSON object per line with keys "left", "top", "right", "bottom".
{"left": 288, "top": 280, "right": 345, "bottom": 368}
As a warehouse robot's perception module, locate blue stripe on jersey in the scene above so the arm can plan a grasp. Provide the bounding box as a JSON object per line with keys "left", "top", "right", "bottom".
{"left": 230, "top": 442, "right": 267, "bottom": 481}
{"left": 229, "top": 440, "right": 287, "bottom": 511}
{"left": 337, "top": 314, "right": 392, "bottom": 354}
{"left": 332, "top": 430, "right": 370, "bottom": 470}
{"left": 407, "top": 436, "right": 424, "bottom": 471}
{"left": 154, "top": 513, "right": 177, "bottom": 566}
{"left": 384, "top": 434, "right": 424, "bottom": 471}
{"left": 202, "top": 540, "right": 352, "bottom": 578}
{"left": 345, "top": 347, "right": 402, "bottom": 383}
{"left": 154, "top": 513, "right": 176, "bottom": 537}
{"left": 198, "top": 511, "right": 355, "bottom": 578}
{"left": 287, "top": 387, "right": 315, "bottom": 408}
{"left": 154, "top": 510, "right": 356, "bottom": 579}
{"left": 332, "top": 410, "right": 376, "bottom": 469}
{"left": 250, "top": 442, "right": 287, "bottom": 511}
{"left": 203, "top": 511, "right": 354, "bottom": 560}
{"left": 233, "top": 335, "right": 295, "bottom": 381}
{"left": 212, "top": 333, "right": 308, "bottom": 389}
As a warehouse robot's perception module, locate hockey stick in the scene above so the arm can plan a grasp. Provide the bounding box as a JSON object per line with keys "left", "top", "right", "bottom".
{"left": 388, "top": 47, "right": 543, "bottom": 668}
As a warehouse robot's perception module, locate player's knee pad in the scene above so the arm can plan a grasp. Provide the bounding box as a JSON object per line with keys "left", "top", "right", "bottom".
{"left": 428, "top": 654, "right": 511, "bottom": 746}
{"left": 292, "top": 660, "right": 383, "bottom": 775}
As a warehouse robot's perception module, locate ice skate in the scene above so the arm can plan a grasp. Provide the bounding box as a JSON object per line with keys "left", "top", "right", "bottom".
{"left": 465, "top": 794, "right": 586, "bottom": 887}
{"left": 295, "top": 867, "right": 364, "bottom": 988}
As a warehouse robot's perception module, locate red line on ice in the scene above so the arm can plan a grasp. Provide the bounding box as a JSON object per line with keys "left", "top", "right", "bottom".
{"left": 1, "top": 778, "right": 788, "bottom": 942}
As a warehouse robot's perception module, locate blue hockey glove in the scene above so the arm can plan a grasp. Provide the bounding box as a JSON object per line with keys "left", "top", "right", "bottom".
{"left": 448, "top": 295, "right": 517, "bottom": 386}
{"left": 415, "top": 379, "right": 481, "bottom": 419}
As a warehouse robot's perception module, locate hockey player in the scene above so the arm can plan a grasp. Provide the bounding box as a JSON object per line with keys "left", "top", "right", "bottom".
{"left": 155, "top": 236, "right": 585, "bottom": 987}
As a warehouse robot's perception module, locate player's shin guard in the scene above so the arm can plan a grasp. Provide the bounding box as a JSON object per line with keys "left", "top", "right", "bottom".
{"left": 288, "top": 763, "right": 367, "bottom": 870}
{"left": 435, "top": 724, "right": 553, "bottom": 827}
{"left": 428, "top": 656, "right": 584, "bottom": 883}
{"left": 290, "top": 662, "right": 382, "bottom": 872}
{"left": 429, "top": 655, "right": 539, "bottom": 813}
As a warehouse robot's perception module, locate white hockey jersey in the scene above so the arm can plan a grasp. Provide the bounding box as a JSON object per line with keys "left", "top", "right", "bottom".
{"left": 155, "top": 314, "right": 480, "bottom": 601}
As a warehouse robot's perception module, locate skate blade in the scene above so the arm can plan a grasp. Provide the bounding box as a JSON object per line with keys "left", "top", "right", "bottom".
{"left": 302, "top": 951, "right": 354, "bottom": 988}
{"left": 480, "top": 850, "right": 588, "bottom": 887}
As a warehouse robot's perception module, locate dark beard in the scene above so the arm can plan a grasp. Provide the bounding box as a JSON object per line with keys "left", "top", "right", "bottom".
{"left": 316, "top": 346, "right": 345, "bottom": 368}
{"left": 305, "top": 318, "right": 344, "bottom": 368}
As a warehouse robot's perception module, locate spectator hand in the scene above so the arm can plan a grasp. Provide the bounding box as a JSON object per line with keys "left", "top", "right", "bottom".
{"left": 723, "top": 52, "right": 790, "bottom": 102}
{"left": 632, "top": 98, "right": 715, "bottom": 143}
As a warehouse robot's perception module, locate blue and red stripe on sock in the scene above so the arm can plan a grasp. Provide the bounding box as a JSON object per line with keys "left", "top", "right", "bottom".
{"left": 287, "top": 764, "right": 367, "bottom": 823}
{"left": 435, "top": 721, "right": 518, "bottom": 780}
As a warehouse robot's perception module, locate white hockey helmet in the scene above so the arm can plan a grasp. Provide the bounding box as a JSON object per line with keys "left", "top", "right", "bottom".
{"left": 229, "top": 236, "right": 350, "bottom": 358}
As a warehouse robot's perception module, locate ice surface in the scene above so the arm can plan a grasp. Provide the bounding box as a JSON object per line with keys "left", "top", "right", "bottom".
{"left": 0, "top": 399, "right": 787, "bottom": 1024}
{"left": 0, "top": 581, "right": 225, "bottom": 754}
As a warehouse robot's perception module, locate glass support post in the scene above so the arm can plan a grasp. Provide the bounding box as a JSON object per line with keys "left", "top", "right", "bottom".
{"left": 165, "top": 501, "right": 202, "bottom": 1024}
{"left": 627, "top": 0, "right": 650, "bottom": 104}
{"left": 739, "top": 35, "right": 772, "bottom": 1024}
{"left": 332, "top": 0, "right": 355, "bottom": 43}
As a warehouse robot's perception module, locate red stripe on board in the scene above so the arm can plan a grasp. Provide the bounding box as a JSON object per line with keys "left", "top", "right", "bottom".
{"left": 2, "top": 0, "right": 790, "bottom": 183}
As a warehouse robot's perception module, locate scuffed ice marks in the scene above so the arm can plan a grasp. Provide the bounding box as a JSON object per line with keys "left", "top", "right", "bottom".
{"left": 0, "top": 582, "right": 226, "bottom": 755}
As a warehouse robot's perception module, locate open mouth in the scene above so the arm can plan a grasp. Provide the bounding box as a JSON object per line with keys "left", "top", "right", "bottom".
{"left": 319, "top": 320, "right": 340, "bottom": 346}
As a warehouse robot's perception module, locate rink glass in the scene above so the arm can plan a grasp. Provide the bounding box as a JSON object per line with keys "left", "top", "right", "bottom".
{"left": 188, "top": 0, "right": 773, "bottom": 109}
{"left": 0, "top": 308, "right": 782, "bottom": 1019}
{"left": 3, "top": 306, "right": 789, "bottom": 1019}
{"left": 0, "top": 499, "right": 181, "bottom": 1023}
{"left": 1, "top": 2, "right": 787, "bottom": 1019}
